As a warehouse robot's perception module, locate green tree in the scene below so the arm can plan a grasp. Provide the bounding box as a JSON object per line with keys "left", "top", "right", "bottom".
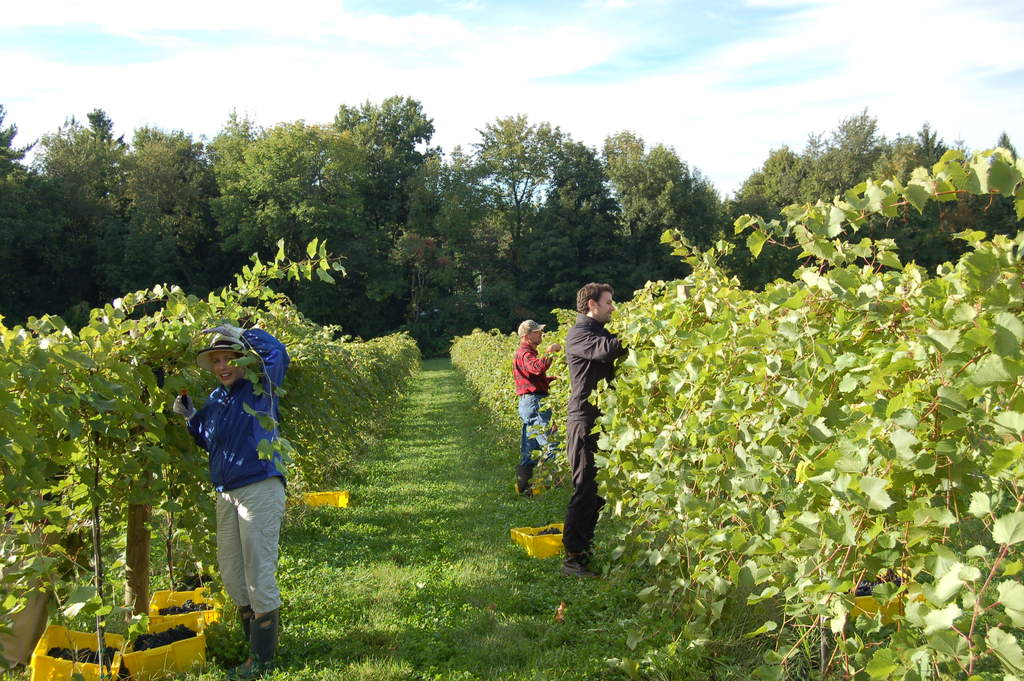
{"left": 473, "top": 115, "right": 562, "bottom": 279}
{"left": 28, "top": 109, "right": 129, "bottom": 321}
{"left": 603, "top": 131, "right": 722, "bottom": 291}
{"left": 333, "top": 96, "right": 439, "bottom": 329}
{"left": 872, "top": 122, "right": 948, "bottom": 182}
{"left": 996, "top": 131, "right": 1017, "bottom": 159}
{"left": 333, "top": 96, "right": 436, "bottom": 230}
{"left": 209, "top": 118, "right": 394, "bottom": 332}
{"left": 799, "top": 109, "right": 885, "bottom": 202}
{"left": 0, "top": 105, "right": 31, "bottom": 176}
{"left": 402, "top": 148, "right": 501, "bottom": 352}
{"left": 0, "top": 108, "right": 64, "bottom": 320}
{"left": 99, "top": 127, "right": 220, "bottom": 297}
{"left": 734, "top": 146, "right": 806, "bottom": 215}
{"left": 527, "top": 139, "right": 624, "bottom": 312}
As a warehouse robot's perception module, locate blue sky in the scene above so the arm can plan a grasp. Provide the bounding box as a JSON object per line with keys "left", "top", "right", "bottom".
{"left": 4, "top": 0, "right": 1022, "bottom": 194}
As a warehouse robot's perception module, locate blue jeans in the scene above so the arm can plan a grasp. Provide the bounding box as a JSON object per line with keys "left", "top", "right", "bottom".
{"left": 518, "top": 393, "right": 555, "bottom": 467}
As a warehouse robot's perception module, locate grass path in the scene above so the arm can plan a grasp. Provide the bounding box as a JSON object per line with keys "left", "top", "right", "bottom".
{"left": 252, "top": 358, "right": 639, "bottom": 681}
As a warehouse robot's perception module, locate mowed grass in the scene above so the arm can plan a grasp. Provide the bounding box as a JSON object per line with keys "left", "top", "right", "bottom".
{"left": 0, "top": 359, "right": 697, "bottom": 681}
{"left": 255, "top": 358, "right": 642, "bottom": 680}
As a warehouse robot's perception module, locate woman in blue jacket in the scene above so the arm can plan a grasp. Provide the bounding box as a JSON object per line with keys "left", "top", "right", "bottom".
{"left": 173, "top": 323, "right": 288, "bottom": 679}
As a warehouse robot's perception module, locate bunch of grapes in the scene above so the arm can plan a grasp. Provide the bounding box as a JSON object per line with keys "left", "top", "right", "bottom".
{"left": 132, "top": 624, "right": 197, "bottom": 651}
{"left": 854, "top": 581, "right": 879, "bottom": 597}
{"left": 854, "top": 575, "right": 902, "bottom": 597}
{"left": 46, "top": 646, "right": 118, "bottom": 665}
{"left": 203, "top": 620, "right": 249, "bottom": 668}
{"left": 158, "top": 599, "right": 213, "bottom": 615}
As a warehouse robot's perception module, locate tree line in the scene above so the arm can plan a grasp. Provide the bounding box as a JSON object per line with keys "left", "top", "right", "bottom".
{"left": 0, "top": 99, "right": 1017, "bottom": 354}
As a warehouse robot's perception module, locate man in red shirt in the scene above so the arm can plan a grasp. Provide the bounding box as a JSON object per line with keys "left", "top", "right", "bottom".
{"left": 513, "top": 319, "right": 562, "bottom": 496}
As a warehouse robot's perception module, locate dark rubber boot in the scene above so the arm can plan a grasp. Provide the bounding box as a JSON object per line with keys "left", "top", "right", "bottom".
{"left": 251, "top": 609, "right": 279, "bottom": 671}
{"left": 230, "top": 609, "right": 279, "bottom": 680}
{"left": 516, "top": 464, "right": 534, "bottom": 496}
{"left": 562, "top": 551, "right": 598, "bottom": 578}
{"left": 238, "top": 605, "right": 254, "bottom": 640}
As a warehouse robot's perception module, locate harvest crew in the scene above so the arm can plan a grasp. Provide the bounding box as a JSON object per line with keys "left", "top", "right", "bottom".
{"left": 512, "top": 319, "right": 562, "bottom": 496}
{"left": 562, "top": 283, "right": 626, "bottom": 577}
{"left": 172, "top": 323, "right": 288, "bottom": 680}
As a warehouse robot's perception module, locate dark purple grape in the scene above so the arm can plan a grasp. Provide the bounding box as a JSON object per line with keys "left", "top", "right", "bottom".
{"left": 854, "top": 581, "right": 880, "bottom": 597}
{"left": 132, "top": 624, "right": 197, "bottom": 651}
{"left": 158, "top": 599, "right": 212, "bottom": 615}
{"left": 46, "top": 645, "right": 117, "bottom": 665}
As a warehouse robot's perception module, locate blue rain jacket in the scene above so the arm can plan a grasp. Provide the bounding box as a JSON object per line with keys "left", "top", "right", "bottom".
{"left": 187, "top": 329, "right": 289, "bottom": 492}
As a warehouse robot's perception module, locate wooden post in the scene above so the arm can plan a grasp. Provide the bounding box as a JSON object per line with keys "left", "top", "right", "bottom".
{"left": 124, "top": 503, "right": 151, "bottom": 616}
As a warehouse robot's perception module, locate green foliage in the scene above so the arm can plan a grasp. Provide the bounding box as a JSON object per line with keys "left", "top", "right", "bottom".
{"left": 473, "top": 114, "right": 562, "bottom": 261}
{"left": 452, "top": 149, "right": 1024, "bottom": 678}
{"left": 604, "top": 130, "right": 724, "bottom": 290}
{"left": 0, "top": 238, "right": 419, "bottom": 658}
{"left": 204, "top": 619, "right": 249, "bottom": 668}
{"left": 2, "top": 101, "right": 1016, "bottom": 365}
{"left": 283, "top": 325, "right": 420, "bottom": 485}
{"left": 726, "top": 113, "right": 1020, "bottom": 289}
{"left": 597, "top": 149, "right": 1024, "bottom": 679}
{"left": 450, "top": 329, "right": 521, "bottom": 436}
{"left": 449, "top": 308, "right": 576, "bottom": 442}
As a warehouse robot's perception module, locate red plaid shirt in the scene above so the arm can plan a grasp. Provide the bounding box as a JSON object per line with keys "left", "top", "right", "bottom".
{"left": 513, "top": 340, "right": 553, "bottom": 395}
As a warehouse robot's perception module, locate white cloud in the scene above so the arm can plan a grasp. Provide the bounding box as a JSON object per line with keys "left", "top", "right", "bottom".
{"left": 4, "top": 0, "right": 1022, "bottom": 196}
{"left": 7, "top": 0, "right": 472, "bottom": 46}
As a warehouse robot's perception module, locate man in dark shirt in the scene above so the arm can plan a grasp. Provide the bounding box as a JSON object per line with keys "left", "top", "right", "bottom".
{"left": 562, "top": 282, "right": 626, "bottom": 577}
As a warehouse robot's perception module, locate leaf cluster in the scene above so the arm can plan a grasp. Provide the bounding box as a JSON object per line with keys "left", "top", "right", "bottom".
{"left": 0, "top": 238, "right": 419, "bottom": 654}
{"left": 597, "top": 149, "right": 1024, "bottom": 679}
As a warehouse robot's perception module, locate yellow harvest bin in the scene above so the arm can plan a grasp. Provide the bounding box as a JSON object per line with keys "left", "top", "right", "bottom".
{"left": 851, "top": 594, "right": 902, "bottom": 623}
{"left": 510, "top": 523, "right": 564, "bottom": 558}
{"left": 303, "top": 491, "right": 350, "bottom": 507}
{"left": 30, "top": 624, "right": 124, "bottom": 681}
{"left": 121, "top": 618, "right": 206, "bottom": 681}
{"left": 512, "top": 482, "right": 544, "bottom": 496}
{"left": 147, "top": 587, "right": 220, "bottom": 632}
{"left": 850, "top": 581, "right": 918, "bottom": 624}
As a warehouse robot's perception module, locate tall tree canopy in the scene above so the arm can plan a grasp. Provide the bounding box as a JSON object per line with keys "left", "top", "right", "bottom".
{"left": 1, "top": 101, "right": 1015, "bottom": 352}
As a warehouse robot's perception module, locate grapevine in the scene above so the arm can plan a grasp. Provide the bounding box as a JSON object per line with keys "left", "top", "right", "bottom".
{"left": 0, "top": 237, "right": 419, "bottom": 663}
{"left": 451, "top": 148, "right": 1024, "bottom": 680}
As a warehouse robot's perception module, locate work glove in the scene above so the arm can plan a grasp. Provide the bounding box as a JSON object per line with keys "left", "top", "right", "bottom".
{"left": 173, "top": 393, "right": 197, "bottom": 420}
{"left": 202, "top": 323, "right": 246, "bottom": 346}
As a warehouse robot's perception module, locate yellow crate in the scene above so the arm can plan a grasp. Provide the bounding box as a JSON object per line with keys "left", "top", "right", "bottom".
{"left": 510, "top": 523, "right": 564, "bottom": 559}
{"left": 147, "top": 587, "right": 220, "bottom": 631}
{"left": 121, "top": 618, "right": 206, "bottom": 681}
{"left": 850, "top": 594, "right": 903, "bottom": 623}
{"left": 30, "top": 624, "right": 124, "bottom": 681}
{"left": 512, "top": 482, "right": 545, "bottom": 496}
{"left": 850, "top": 580, "right": 919, "bottom": 624}
{"left": 303, "top": 491, "right": 350, "bottom": 507}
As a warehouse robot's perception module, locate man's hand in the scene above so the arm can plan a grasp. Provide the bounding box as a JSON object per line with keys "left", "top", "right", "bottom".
{"left": 202, "top": 323, "right": 245, "bottom": 344}
{"left": 546, "top": 342, "right": 562, "bottom": 354}
{"left": 173, "top": 393, "right": 196, "bottom": 420}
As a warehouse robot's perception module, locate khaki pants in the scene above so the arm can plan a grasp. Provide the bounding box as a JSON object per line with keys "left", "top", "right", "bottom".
{"left": 216, "top": 477, "right": 286, "bottom": 613}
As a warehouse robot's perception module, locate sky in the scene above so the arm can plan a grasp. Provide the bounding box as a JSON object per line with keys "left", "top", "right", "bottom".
{"left": 3, "top": 0, "right": 1023, "bottom": 195}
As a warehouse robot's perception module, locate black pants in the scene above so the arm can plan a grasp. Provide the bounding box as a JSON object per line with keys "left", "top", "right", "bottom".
{"left": 562, "top": 420, "right": 605, "bottom": 555}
